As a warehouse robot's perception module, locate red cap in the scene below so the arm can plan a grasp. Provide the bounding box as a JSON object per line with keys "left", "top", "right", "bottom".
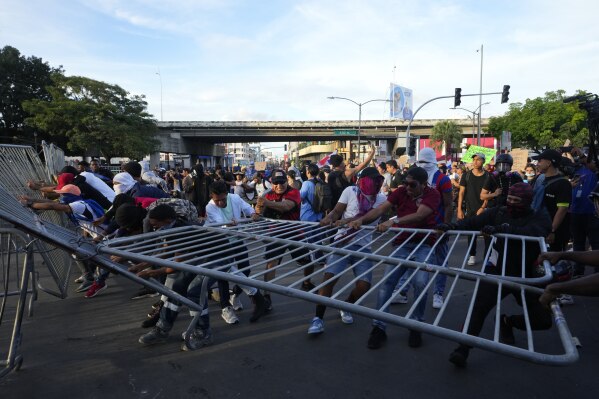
{"left": 56, "top": 173, "right": 74, "bottom": 190}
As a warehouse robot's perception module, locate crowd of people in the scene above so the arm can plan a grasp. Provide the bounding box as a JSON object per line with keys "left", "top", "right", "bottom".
{"left": 18, "top": 143, "right": 599, "bottom": 364}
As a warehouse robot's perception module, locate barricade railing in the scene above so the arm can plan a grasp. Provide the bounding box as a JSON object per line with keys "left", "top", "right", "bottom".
{"left": 0, "top": 144, "right": 72, "bottom": 298}
{"left": 0, "top": 187, "right": 579, "bottom": 366}
{"left": 41, "top": 140, "right": 65, "bottom": 182}
{"left": 0, "top": 228, "right": 36, "bottom": 378}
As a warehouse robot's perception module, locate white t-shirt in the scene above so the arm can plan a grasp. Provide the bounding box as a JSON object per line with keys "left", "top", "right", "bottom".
{"left": 336, "top": 186, "right": 387, "bottom": 247}
{"left": 80, "top": 171, "right": 116, "bottom": 202}
{"left": 246, "top": 181, "right": 256, "bottom": 201}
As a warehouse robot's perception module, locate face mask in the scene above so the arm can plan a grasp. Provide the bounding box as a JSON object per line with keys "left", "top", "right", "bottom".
{"left": 507, "top": 201, "right": 529, "bottom": 218}
{"left": 525, "top": 172, "right": 535, "bottom": 177}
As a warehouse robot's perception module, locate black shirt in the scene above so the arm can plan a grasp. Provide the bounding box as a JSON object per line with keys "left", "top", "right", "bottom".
{"left": 483, "top": 172, "right": 523, "bottom": 207}
{"left": 542, "top": 175, "right": 571, "bottom": 220}
{"left": 389, "top": 170, "right": 404, "bottom": 189}
{"left": 460, "top": 170, "right": 488, "bottom": 215}
{"left": 328, "top": 170, "right": 350, "bottom": 206}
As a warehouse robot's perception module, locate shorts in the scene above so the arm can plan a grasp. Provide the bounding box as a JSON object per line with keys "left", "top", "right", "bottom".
{"left": 324, "top": 244, "right": 373, "bottom": 283}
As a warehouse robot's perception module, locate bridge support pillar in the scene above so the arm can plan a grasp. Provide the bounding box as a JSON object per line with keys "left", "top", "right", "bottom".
{"left": 149, "top": 152, "right": 161, "bottom": 170}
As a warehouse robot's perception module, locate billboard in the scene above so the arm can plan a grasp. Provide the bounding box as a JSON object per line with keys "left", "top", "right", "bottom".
{"left": 389, "top": 83, "right": 413, "bottom": 120}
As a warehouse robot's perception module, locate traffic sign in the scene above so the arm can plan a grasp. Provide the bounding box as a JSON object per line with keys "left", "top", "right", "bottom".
{"left": 334, "top": 129, "right": 358, "bottom": 136}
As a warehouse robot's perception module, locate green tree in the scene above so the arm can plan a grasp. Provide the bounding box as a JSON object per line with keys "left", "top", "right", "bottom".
{"left": 0, "top": 45, "right": 64, "bottom": 144}
{"left": 430, "top": 120, "right": 463, "bottom": 154}
{"left": 23, "top": 75, "right": 160, "bottom": 160}
{"left": 488, "top": 90, "right": 588, "bottom": 149}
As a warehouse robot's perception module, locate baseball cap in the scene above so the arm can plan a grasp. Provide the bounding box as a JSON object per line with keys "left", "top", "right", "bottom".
{"left": 532, "top": 149, "right": 562, "bottom": 166}
{"left": 271, "top": 170, "right": 287, "bottom": 184}
{"left": 55, "top": 173, "right": 74, "bottom": 190}
{"left": 473, "top": 153, "right": 486, "bottom": 161}
{"left": 54, "top": 184, "right": 81, "bottom": 196}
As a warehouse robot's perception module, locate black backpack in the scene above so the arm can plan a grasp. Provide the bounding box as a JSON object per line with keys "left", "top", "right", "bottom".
{"left": 308, "top": 178, "right": 333, "bottom": 214}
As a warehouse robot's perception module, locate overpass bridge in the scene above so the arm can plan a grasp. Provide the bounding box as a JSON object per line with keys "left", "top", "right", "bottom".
{"left": 155, "top": 118, "right": 490, "bottom": 155}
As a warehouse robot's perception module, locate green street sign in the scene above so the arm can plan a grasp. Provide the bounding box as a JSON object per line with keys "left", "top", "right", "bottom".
{"left": 334, "top": 129, "right": 358, "bottom": 136}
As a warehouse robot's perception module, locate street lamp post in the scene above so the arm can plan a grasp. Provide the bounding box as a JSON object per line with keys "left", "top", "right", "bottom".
{"left": 328, "top": 96, "right": 390, "bottom": 162}
{"left": 450, "top": 102, "right": 490, "bottom": 141}
{"left": 156, "top": 69, "right": 163, "bottom": 122}
{"left": 477, "top": 44, "right": 484, "bottom": 144}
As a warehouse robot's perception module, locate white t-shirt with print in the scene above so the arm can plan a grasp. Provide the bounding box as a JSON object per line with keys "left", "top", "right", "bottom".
{"left": 80, "top": 171, "right": 116, "bottom": 202}
{"left": 336, "top": 186, "right": 387, "bottom": 247}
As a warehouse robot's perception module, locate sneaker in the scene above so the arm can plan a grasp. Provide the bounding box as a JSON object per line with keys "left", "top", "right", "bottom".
{"left": 432, "top": 293, "right": 444, "bottom": 309}
{"left": 391, "top": 290, "right": 409, "bottom": 304}
{"left": 467, "top": 256, "right": 476, "bottom": 266}
{"left": 141, "top": 308, "right": 161, "bottom": 328}
{"left": 249, "top": 294, "right": 267, "bottom": 323}
{"left": 139, "top": 327, "right": 168, "bottom": 345}
{"left": 230, "top": 292, "right": 244, "bottom": 311}
{"left": 367, "top": 326, "right": 387, "bottom": 349}
{"left": 221, "top": 306, "right": 239, "bottom": 324}
{"left": 499, "top": 314, "right": 515, "bottom": 345}
{"left": 557, "top": 294, "right": 575, "bottom": 305}
{"left": 340, "top": 310, "right": 354, "bottom": 324}
{"left": 408, "top": 330, "right": 422, "bottom": 348}
{"left": 307, "top": 317, "right": 324, "bottom": 334}
{"left": 151, "top": 300, "right": 163, "bottom": 310}
{"left": 131, "top": 286, "right": 159, "bottom": 300}
{"left": 449, "top": 345, "right": 470, "bottom": 368}
{"left": 74, "top": 273, "right": 91, "bottom": 284}
{"left": 302, "top": 281, "right": 316, "bottom": 292}
{"left": 84, "top": 281, "right": 107, "bottom": 298}
{"left": 75, "top": 279, "right": 93, "bottom": 293}
{"left": 181, "top": 329, "right": 213, "bottom": 351}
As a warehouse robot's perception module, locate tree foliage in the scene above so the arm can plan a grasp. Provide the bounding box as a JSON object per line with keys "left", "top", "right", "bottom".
{"left": 488, "top": 90, "right": 588, "bottom": 149}
{"left": 23, "top": 75, "right": 160, "bottom": 160}
{"left": 430, "top": 120, "right": 463, "bottom": 153}
{"left": 0, "top": 45, "right": 63, "bottom": 144}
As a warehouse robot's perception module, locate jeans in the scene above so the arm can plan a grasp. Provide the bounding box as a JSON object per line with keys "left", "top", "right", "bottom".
{"left": 433, "top": 238, "right": 449, "bottom": 296}
{"left": 373, "top": 243, "right": 432, "bottom": 330}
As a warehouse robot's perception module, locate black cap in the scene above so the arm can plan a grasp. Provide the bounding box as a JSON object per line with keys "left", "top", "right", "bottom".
{"left": 358, "top": 167, "right": 381, "bottom": 179}
{"left": 271, "top": 169, "right": 287, "bottom": 184}
{"left": 532, "top": 149, "right": 562, "bottom": 166}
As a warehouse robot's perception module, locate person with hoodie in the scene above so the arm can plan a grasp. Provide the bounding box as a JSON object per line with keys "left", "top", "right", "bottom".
{"left": 190, "top": 163, "right": 213, "bottom": 216}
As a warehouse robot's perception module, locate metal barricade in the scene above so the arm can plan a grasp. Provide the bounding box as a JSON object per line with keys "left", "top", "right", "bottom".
{"left": 0, "top": 186, "right": 579, "bottom": 366}
{"left": 0, "top": 228, "right": 35, "bottom": 379}
{"left": 41, "top": 140, "right": 65, "bottom": 182}
{"left": 97, "top": 218, "right": 578, "bottom": 366}
{"left": 0, "top": 144, "right": 73, "bottom": 298}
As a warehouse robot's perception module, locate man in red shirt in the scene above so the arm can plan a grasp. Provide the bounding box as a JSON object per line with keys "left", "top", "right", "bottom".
{"left": 349, "top": 167, "right": 440, "bottom": 349}
{"left": 255, "top": 169, "right": 314, "bottom": 309}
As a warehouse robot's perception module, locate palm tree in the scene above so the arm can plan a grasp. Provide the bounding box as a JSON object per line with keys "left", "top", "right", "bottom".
{"left": 430, "top": 120, "right": 463, "bottom": 155}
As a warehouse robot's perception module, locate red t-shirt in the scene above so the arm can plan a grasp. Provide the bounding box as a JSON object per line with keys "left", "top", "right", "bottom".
{"left": 387, "top": 185, "right": 440, "bottom": 245}
{"left": 264, "top": 187, "right": 301, "bottom": 220}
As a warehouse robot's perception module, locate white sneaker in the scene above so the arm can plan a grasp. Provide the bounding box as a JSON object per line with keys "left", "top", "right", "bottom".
{"left": 210, "top": 288, "right": 220, "bottom": 302}
{"left": 467, "top": 256, "right": 476, "bottom": 266}
{"left": 340, "top": 310, "right": 354, "bottom": 324}
{"left": 391, "top": 290, "right": 409, "bottom": 304}
{"left": 221, "top": 306, "right": 239, "bottom": 324}
{"left": 229, "top": 292, "right": 244, "bottom": 311}
{"left": 308, "top": 317, "right": 324, "bottom": 334}
{"left": 432, "top": 293, "right": 444, "bottom": 309}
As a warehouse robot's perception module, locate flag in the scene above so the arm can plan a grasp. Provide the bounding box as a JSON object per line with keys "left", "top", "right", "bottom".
{"left": 317, "top": 150, "right": 337, "bottom": 167}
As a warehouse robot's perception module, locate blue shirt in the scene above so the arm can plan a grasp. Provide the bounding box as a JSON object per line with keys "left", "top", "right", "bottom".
{"left": 300, "top": 179, "right": 323, "bottom": 221}
{"left": 570, "top": 166, "right": 598, "bottom": 214}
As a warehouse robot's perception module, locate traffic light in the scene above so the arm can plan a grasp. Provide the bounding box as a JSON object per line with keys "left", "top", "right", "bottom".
{"left": 454, "top": 88, "right": 462, "bottom": 107}
{"left": 408, "top": 137, "right": 417, "bottom": 156}
{"left": 501, "top": 85, "right": 510, "bottom": 104}
{"left": 284, "top": 144, "right": 288, "bottom": 151}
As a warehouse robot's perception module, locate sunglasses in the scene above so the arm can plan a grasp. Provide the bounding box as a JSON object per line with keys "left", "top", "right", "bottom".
{"left": 404, "top": 181, "right": 419, "bottom": 188}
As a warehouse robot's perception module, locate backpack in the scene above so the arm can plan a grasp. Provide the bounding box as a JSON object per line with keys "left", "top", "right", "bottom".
{"left": 531, "top": 174, "right": 569, "bottom": 212}
{"left": 307, "top": 178, "right": 333, "bottom": 214}
{"left": 146, "top": 198, "right": 199, "bottom": 223}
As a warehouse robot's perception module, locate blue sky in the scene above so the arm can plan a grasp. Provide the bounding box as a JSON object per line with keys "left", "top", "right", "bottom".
{"left": 2, "top": 0, "right": 598, "bottom": 129}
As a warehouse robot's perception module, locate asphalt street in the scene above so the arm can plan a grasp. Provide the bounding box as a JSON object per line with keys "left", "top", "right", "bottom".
{"left": 1, "top": 250, "right": 599, "bottom": 399}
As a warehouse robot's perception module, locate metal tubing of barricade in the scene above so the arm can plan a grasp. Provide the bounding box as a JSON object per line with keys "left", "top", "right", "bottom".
{"left": 0, "top": 211, "right": 579, "bottom": 366}
{"left": 0, "top": 230, "right": 34, "bottom": 379}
